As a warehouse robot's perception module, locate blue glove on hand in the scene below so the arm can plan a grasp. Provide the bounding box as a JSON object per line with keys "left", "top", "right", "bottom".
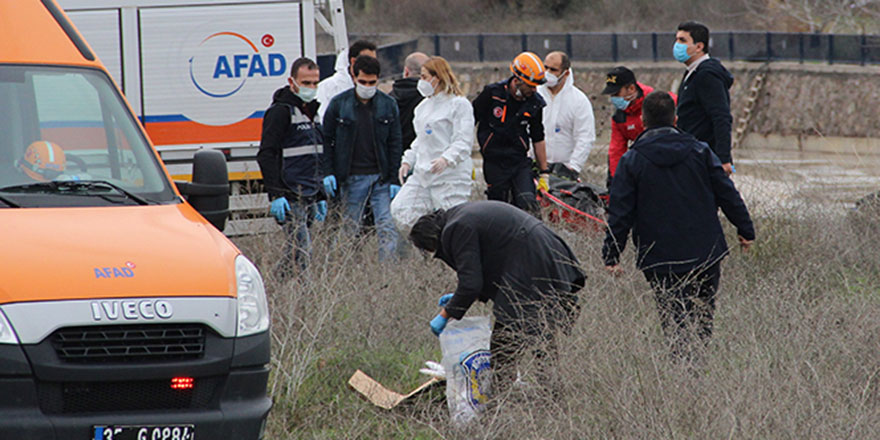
{"left": 315, "top": 200, "right": 327, "bottom": 222}
{"left": 430, "top": 314, "right": 448, "bottom": 336}
{"left": 389, "top": 184, "right": 400, "bottom": 200}
{"left": 438, "top": 293, "right": 454, "bottom": 307}
{"left": 270, "top": 197, "right": 290, "bottom": 223}
{"left": 323, "top": 175, "right": 337, "bottom": 198}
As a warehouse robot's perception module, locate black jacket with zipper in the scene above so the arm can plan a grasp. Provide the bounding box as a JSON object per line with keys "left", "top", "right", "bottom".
{"left": 676, "top": 58, "right": 735, "bottom": 164}
{"left": 602, "top": 126, "right": 754, "bottom": 274}
{"left": 472, "top": 78, "right": 545, "bottom": 164}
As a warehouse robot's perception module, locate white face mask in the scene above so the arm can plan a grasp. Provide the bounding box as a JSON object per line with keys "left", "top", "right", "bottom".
{"left": 417, "top": 79, "right": 435, "bottom": 97}
{"left": 544, "top": 72, "right": 559, "bottom": 88}
{"left": 293, "top": 80, "right": 317, "bottom": 102}
{"left": 355, "top": 83, "right": 377, "bottom": 100}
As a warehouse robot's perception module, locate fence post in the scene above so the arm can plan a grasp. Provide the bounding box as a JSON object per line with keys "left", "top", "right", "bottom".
{"left": 729, "top": 33, "right": 735, "bottom": 61}
{"left": 652, "top": 32, "right": 658, "bottom": 62}
{"left": 521, "top": 33, "right": 528, "bottom": 52}
{"left": 612, "top": 33, "right": 618, "bottom": 62}
{"left": 766, "top": 32, "right": 772, "bottom": 61}
{"left": 433, "top": 34, "right": 440, "bottom": 56}
{"left": 566, "top": 33, "right": 572, "bottom": 58}
{"left": 828, "top": 34, "right": 834, "bottom": 65}
{"left": 478, "top": 34, "right": 484, "bottom": 62}
{"left": 799, "top": 33, "right": 805, "bottom": 64}
{"left": 861, "top": 34, "right": 867, "bottom": 66}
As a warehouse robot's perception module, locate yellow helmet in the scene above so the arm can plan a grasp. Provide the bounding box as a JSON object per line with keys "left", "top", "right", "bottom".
{"left": 19, "top": 141, "right": 66, "bottom": 181}
{"left": 510, "top": 51, "right": 546, "bottom": 86}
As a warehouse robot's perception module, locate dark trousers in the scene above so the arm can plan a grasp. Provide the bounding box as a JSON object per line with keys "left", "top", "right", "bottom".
{"left": 644, "top": 263, "right": 721, "bottom": 360}
{"left": 489, "top": 290, "right": 579, "bottom": 396}
{"left": 484, "top": 158, "right": 538, "bottom": 215}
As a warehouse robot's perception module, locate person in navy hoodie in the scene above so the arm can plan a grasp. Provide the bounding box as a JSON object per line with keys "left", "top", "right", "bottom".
{"left": 674, "top": 21, "right": 735, "bottom": 176}
{"left": 603, "top": 91, "right": 754, "bottom": 361}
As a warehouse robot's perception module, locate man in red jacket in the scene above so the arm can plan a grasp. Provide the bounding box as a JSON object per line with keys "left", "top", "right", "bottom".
{"left": 601, "top": 66, "right": 675, "bottom": 188}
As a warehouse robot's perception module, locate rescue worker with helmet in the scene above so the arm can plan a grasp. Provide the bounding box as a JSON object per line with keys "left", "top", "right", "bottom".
{"left": 473, "top": 52, "right": 549, "bottom": 216}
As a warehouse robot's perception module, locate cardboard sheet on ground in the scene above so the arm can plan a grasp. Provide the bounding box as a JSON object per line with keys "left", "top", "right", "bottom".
{"left": 348, "top": 369, "right": 442, "bottom": 409}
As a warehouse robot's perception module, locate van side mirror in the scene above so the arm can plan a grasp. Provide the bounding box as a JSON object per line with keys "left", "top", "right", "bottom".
{"left": 176, "top": 149, "right": 230, "bottom": 231}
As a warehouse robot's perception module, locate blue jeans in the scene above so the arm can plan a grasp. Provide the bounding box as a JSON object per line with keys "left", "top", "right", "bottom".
{"left": 341, "top": 174, "right": 398, "bottom": 261}
{"left": 275, "top": 200, "right": 315, "bottom": 280}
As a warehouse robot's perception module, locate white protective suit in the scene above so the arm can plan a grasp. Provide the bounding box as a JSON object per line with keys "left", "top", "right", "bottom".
{"left": 316, "top": 50, "right": 353, "bottom": 123}
{"left": 536, "top": 69, "right": 596, "bottom": 172}
{"left": 390, "top": 92, "right": 474, "bottom": 230}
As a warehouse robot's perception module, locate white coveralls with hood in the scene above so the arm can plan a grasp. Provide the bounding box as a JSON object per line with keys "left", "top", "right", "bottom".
{"left": 390, "top": 92, "right": 474, "bottom": 230}
{"left": 316, "top": 49, "right": 353, "bottom": 123}
{"left": 535, "top": 68, "right": 596, "bottom": 173}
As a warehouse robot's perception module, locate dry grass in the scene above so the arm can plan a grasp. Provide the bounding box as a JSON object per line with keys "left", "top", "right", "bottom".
{"left": 233, "top": 161, "right": 880, "bottom": 439}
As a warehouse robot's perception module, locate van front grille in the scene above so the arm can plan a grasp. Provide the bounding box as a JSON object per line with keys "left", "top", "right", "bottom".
{"left": 51, "top": 324, "right": 206, "bottom": 363}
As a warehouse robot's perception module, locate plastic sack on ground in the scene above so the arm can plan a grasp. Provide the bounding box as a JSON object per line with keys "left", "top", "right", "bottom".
{"left": 439, "top": 316, "right": 492, "bottom": 426}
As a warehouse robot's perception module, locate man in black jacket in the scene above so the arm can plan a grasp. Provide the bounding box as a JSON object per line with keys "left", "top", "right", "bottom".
{"left": 410, "top": 201, "right": 585, "bottom": 392}
{"left": 674, "top": 21, "right": 735, "bottom": 176}
{"left": 603, "top": 91, "right": 754, "bottom": 360}
{"left": 389, "top": 51, "right": 429, "bottom": 152}
{"left": 257, "top": 57, "right": 325, "bottom": 280}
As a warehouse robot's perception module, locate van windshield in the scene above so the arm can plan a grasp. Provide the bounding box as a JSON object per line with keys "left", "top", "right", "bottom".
{"left": 0, "top": 65, "right": 177, "bottom": 207}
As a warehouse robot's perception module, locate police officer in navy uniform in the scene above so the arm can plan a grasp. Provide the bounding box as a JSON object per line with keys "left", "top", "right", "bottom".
{"left": 472, "top": 52, "right": 550, "bottom": 216}
{"left": 257, "top": 57, "right": 327, "bottom": 281}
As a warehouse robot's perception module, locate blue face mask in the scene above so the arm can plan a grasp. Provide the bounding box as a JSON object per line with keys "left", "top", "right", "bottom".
{"left": 610, "top": 96, "right": 630, "bottom": 111}
{"left": 673, "top": 42, "right": 691, "bottom": 63}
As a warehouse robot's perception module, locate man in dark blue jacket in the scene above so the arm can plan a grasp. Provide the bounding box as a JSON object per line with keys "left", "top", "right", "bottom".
{"left": 674, "top": 21, "right": 735, "bottom": 176}
{"left": 257, "top": 57, "right": 326, "bottom": 280}
{"left": 322, "top": 55, "right": 402, "bottom": 261}
{"left": 602, "top": 91, "right": 754, "bottom": 360}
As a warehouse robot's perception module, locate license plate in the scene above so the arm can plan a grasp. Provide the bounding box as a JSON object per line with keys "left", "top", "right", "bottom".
{"left": 93, "top": 425, "right": 195, "bottom": 440}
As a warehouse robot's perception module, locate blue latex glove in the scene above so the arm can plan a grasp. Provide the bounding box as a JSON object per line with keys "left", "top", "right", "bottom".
{"left": 323, "top": 175, "right": 337, "bottom": 198}
{"left": 438, "top": 293, "right": 454, "bottom": 307}
{"left": 315, "top": 200, "right": 327, "bottom": 222}
{"left": 389, "top": 184, "right": 400, "bottom": 200}
{"left": 430, "top": 314, "right": 448, "bottom": 336}
{"left": 270, "top": 197, "right": 290, "bottom": 223}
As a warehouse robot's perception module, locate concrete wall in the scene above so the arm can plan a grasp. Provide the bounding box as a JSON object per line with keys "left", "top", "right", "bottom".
{"left": 450, "top": 61, "right": 880, "bottom": 154}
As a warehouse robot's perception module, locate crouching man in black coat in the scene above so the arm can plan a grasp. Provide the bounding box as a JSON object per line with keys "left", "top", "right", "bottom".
{"left": 603, "top": 91, "right": 755, "bottom": 361}
{"left": 409, "top": 201, "right": 585, "bottom": 393}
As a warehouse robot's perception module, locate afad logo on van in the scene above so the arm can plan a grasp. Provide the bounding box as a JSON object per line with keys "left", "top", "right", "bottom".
{"left": 189, "top": 32, "right": 286, "bottom": 98}
{"left": 94, "top": 261, "right": 137, "bottom": 279}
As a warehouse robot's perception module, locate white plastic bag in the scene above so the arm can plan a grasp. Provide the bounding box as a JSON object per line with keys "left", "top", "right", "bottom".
{"left": 439, "top": 316, "right": 492, "bottom": 426}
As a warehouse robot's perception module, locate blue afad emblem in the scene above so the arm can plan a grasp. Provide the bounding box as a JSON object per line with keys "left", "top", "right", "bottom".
{"left": 94, "top": 267, "right": 135, "bottom": 279}
{"left": 459, "top": 349, "right": 492, "bottom": 409}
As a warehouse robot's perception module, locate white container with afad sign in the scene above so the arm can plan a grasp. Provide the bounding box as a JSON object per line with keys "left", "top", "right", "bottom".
{"left": 439, "top": 316, "right": 493, "bottom": 426}
{"left": 59, "top": 0, "right": 348, "bottom": 183}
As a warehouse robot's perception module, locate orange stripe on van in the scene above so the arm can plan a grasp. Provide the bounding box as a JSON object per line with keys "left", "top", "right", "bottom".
{"left": 145, "top": 119, "right": 261, "bottom": 145}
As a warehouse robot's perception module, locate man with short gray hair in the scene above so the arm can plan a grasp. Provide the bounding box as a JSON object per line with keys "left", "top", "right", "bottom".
{"left": 390, "top": 52, "right": 430, "bottom": 152}
{"left": 537, "top": 50, "right": 595, "bottom": 178}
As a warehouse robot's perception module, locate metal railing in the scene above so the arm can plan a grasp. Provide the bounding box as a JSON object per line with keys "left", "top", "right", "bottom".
{"left": 426, "top": 32, "right": 880, "bottom": 66}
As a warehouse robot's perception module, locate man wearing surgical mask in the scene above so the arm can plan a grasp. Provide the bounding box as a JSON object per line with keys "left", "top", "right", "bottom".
{"left": 257, "top": 57, "right": 327, "bottom": 280}
{"left": 536, "top": 51, "right": 595, "bottom": 179}
{"left": 674, "top": 21, "right": 735, "bottom": 175}
{"left": 322, "top": 55, "right": 403, "bottom": 261}
{"left": 601, "top": 66, "right": 676, "bottom": 188}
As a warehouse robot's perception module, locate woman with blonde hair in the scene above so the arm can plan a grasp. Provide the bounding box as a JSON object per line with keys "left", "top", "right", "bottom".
{"left": 391, "top": 56, "right": 474, "bottom": 230}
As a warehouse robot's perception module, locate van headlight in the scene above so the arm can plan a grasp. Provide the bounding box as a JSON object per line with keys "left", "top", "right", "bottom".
{"left": 235, "top": 255, "right": 269, "bottom": 337}
{"left": 0, "top": 310, "right": 19, "bottom": 344}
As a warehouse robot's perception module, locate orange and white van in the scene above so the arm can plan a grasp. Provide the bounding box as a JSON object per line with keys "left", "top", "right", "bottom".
{"left": 0, "top": 1, "right": 271, "bottom": 438}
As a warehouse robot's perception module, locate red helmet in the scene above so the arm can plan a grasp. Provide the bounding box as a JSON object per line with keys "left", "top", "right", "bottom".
{"left": 19, "top": 141, "right": 66, "bottom": 181}
{"left": 510, "top": 52, "right": 546, "bottom": 86}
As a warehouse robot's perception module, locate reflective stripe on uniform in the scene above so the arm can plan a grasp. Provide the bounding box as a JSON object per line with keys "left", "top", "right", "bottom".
{"left": 283, "top": 144, "right": 323, "bottom": 158}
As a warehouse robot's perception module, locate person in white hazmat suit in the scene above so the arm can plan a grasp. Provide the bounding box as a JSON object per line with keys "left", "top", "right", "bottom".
{"left": 535, "top": 51, "right": 595, "bottom": 176}
{"left": 316, "top": 40, "right": 377, "bottom": 122}
{"left": 390, "top": 56, "right": 474, "bottom": 230}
